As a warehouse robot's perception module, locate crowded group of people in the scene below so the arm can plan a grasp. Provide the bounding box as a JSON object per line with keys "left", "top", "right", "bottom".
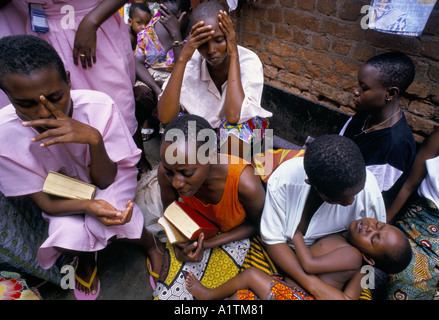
{"left": 0, "top": 0, "right": 437, "bottom": 301}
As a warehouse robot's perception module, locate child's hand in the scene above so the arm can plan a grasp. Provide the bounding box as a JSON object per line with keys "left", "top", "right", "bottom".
{"left": 22, "top": 95, "right": 102, "bottom": 148}
{"left": 88, "top": 199, "right": 134, "bottom": 226}
{"left": 218, "top": 10, "right": 238, "bottom": 57}
{"left": 180, "top": 21, "right": 214, "bottom": 62}
{"left": 292, "top": 230, "right": 304, "bottom": 244}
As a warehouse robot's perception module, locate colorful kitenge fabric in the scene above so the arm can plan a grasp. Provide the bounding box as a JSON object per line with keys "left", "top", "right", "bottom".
{"left": 252, "top": 148, "right": 305, "bottom": 183}
{"left": 136, "top": 15, "right": 184, "bottom": 72}
{"left": 153, "top": 238, "right": 250, "bottom": 300}
{"left": 240, "top": 236, "right": 278, "bottom": 275}
{"left": 237, "top": 274, "right": 314, "bottom": 300}
{"left": 0, "top": 271, "right": 41, "bottom": 300}
{"left": 387, "top": 196, "right": 439, "bottom": 300}
{"left": 217, "top": 117, "right": 269, "bottom": 149}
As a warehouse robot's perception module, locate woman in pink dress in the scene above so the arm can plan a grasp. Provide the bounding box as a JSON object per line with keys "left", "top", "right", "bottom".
{"left": 0, "top": 0, "right": 137, "bottom": 135}
{"left": 0, "top": 35, "right": 163, "bottom": 300}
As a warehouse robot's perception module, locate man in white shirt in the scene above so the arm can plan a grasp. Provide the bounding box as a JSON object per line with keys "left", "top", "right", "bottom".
{"left": 260, "top": 135, "right": 386, "bottom": 298}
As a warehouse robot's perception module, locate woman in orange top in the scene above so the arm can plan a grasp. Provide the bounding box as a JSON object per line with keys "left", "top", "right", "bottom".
{"left": 154, "top": 114, "right": 265, "bottom": 300}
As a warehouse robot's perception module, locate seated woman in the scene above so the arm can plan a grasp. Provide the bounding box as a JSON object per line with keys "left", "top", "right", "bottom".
{"left": 386, "top": 127, "right": 439, "bottom": 300}
{"left": 157, "top": 1, "right": 272, "bottom": 160}
{"left": 153, "top": 114, "right": 266, "bottom": 300}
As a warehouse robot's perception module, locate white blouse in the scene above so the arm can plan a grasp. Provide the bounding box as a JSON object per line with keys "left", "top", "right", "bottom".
{"left": 161, "top": 45, "right": 272, "bottom": 128}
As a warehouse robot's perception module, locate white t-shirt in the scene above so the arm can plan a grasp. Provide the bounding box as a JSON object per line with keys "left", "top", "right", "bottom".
{"left": 418, "top": 155, "right": 439, "bottom": 207}
{"left": 161, "top": 45, "right": 272, "bottom": 128}
{"left": 260, "top": 157, "right": 386, "bottom": 248}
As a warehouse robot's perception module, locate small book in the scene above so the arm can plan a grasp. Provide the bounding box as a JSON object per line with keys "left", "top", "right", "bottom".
{"left": 42, "top": 171, "right": 96, "bottom": 200}
{"left": 157, "top": 201, "right": 219, "bottom": 244}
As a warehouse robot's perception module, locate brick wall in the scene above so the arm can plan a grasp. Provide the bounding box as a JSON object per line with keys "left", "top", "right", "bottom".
{"left": 230, "top": 0, "right": 439, "bottom": 142}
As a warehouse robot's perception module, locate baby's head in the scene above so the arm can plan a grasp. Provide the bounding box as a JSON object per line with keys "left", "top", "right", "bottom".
{"left": 353, "top": 51, "right": 415, "bottom": 111}
{"left": 160, "top": 115, "right": 217, "bottom": 197}
{"left": 0, "top": 35, "right": 72, "bottom": 126}
{"left": 128, "top": 2, "right": 151, "bottom": 35}
{"left": 304, "top": 135, "right": 366, "bottom": 206}
{"left": 347, "top": 218, "right": 412, "bottom": 274}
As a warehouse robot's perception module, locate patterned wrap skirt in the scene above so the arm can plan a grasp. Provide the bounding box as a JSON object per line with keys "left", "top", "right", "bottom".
{"left": 387, "top": 196, "right": 439, "bottom": 300}
{"left": 237, "top": 275, "right": 315, "bottom": 300}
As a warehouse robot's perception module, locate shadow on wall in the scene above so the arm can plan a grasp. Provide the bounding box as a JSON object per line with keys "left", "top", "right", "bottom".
{"left": 262, "top": 84, "right": 350, "bottom": 146}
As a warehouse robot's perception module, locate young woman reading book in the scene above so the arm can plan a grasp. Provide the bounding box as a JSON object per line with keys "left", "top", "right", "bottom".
{"left": 154, "top": 114, "right": 266, "bottom": 300}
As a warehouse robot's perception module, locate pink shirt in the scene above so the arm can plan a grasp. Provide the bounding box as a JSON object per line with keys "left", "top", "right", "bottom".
{"left": 0, "top": 89, "right": 143, "bottom": 269}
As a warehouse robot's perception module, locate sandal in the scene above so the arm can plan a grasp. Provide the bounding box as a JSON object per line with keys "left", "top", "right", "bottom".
{"left": 147, "top": 257, "right": 160, "bottom": 290}
{"left": 74, "top": 253, "right": 100, "bottom": 300}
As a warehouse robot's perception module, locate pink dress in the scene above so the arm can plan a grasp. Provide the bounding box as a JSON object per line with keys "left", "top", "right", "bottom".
{"left": 0, "top": 0, "right": 137, "bottom": 135}
{"left": 0, "top": 90, "right": 143, "bottom": 269}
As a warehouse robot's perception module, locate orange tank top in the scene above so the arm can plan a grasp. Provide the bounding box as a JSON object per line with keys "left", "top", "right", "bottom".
{"left": 180, "top": 155, "right": 249, "bottom": 232}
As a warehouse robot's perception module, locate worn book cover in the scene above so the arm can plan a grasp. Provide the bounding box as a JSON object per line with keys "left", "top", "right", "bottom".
{"left": 43, "top": 171, "right": 96, "bottom": 200}
{"left": 159, "top": 201, "right": 219, "bottom": 243}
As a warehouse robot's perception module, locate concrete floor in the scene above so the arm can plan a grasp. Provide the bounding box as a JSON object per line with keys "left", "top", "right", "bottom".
{"left": 31, "top": 241, "right": 154, "bottom": 300}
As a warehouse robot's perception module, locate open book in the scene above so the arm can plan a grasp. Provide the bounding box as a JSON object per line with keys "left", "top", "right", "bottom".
{"left": 157, "top": 201, "right": 219, "bottom": 244}
{"left": 42, "top": 171, "right": 96, "bottom": 200}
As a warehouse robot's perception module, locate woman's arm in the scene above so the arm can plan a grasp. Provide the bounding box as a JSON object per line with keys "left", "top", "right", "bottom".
{"left": 219, "top": 11, "right": 244, "bottom": 124}
{"left": 31, "top": 192, "right": 133, "bottom": 226}
{"left": 157, "top": 21, "right": 214, "bottom": 124}
{"left": 23, "top": 96, "right": 117, "bottom": 189}
{"left": 292, "top": 231, "right": 363, "bottom": 274}
{"left": 387, "top": 128, "right": 439, "bottom": 222}
{"left": 73, "top": 0, "right": 128, "bottom": 68}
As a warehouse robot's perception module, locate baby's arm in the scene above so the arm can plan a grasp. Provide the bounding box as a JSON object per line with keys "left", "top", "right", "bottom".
{"left": 22, "top": 96, "right": 117, "bottom": 189}
{"left": 292, "top": 231, "right": 362, "bottom": 274}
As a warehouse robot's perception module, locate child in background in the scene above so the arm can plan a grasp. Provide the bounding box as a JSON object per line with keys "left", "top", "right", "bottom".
{"left": 340, "top": 51, "right": 416, "bottom": 209}
{"left": 128, "top": 2, "right": 152, "bottom": 51}
{"left": 157, "top": 1, "right": 272, "bottom": 159}
{"left": 0, "top": 35, "right": 163, "bottom": 300}
{"left": 186, "top": 218, "right": 411, "bottom": 300}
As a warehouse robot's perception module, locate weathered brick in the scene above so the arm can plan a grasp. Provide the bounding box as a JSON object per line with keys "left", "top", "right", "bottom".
{"left": 284, "top": 11, "right": 320, "bottom": 31}
{"left": 323, "top": 70, "right": 341, "bottom": 87}
{"left": 275, "top": 25, "right": 292, "bottom": 41}
{"left": 405, "top": 112, "right": 437, "bottom": 135}
{"left": 265, "top": 40, "right": 296, "bottom": 58}
{"left": 259, "top": 22, "right": 273, "bottom": 36}
{"left": 428, "top": 63, "right": 439, "bottom": 83}
{"left": 312, "top": 35, "right": 330, "bottom": 51}
{"left": 297, "top": 0, "right": 315, "bottom": 11}
{"left": 285, "top": 60, "right": 303, "bottom": 75}
{"left": 317, "top": 0, "right": 336, "bottom": 15}
{"left": 271, "top": 55, "right": 286, "bottom": 69}
{"left": 278, "top": 70, "right": 312, "bottom": 91}
{"left": 406, "top": 80, "right": 431, "bottom": 99}
{"left": 242, "top": 33, "right": 262, "bottom": 49}
{"left": 338, "top": 1, "right": 363, "bottom": 21}
{"left": 264, "top": 64, "right": 279, "bottom": 79}
{"left": 332, "top": 40, "right": 351, "bottom": 55}
{"left": 297, "top": 48, "right": 333, "bottom": 68}
{"left": 304, "top": 64, "right": 323, "bottom": 80}
{"left": 408, "top": 100, "right": 435, "bottom": 118}
{"left": 351, "top": 45, "right": 376, "bottom": 62}
{"left": 333, "top": 57, "right": 360, "bottom": 78}
{"left": 421, "top": 40, "right": 439, "bottom": 61}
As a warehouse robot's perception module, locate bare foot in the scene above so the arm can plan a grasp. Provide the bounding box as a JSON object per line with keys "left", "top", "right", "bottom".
{"left": 185, "top": 272, "right": 213, "bottom": 300}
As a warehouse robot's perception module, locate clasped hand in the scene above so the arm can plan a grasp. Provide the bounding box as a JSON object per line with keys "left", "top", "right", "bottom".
{"left": 173, "top": 233, "right": 205, "bottom": 262}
